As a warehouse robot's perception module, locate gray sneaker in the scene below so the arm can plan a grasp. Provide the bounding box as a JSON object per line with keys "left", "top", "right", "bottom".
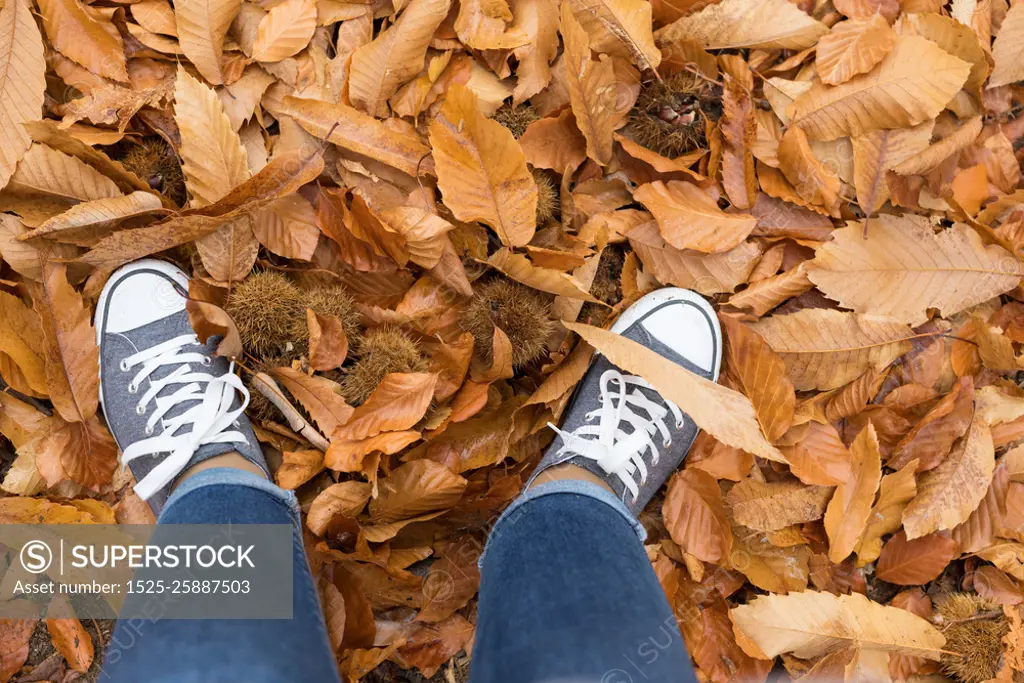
{"left": 530, "top": 288, "right": 722, "bottom": 515}
{"left": 95, "top": 259, "right": 267, "bottom": 513}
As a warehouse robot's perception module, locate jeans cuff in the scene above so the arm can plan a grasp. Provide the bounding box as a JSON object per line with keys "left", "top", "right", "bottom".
{"left": 160, "top": 468, "right": 301, "bottom": 526}
{"left": 479, "top": 479, "right": 646, "bottom": 567}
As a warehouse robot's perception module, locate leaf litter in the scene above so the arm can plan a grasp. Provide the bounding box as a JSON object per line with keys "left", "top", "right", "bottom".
{"left": 4, "top": 0, "right": 1024, "bottom": 680}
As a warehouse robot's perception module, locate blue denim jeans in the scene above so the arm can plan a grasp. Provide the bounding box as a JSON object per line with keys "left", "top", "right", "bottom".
{"left": 104, "top": 472, "right": 694, "bottom": 683}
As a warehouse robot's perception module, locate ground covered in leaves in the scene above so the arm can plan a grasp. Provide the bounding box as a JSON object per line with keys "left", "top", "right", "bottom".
{"left": 3, "top": 0, "right": 1024, "bottom": 680}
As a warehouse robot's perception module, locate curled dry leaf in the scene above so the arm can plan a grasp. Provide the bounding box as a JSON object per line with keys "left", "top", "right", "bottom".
{"left": 46, "top": 598, "right": 94, "bottom": 673}
{"left": 333, "top": 373, "right": 437, "bottom": 441}
{"left": 565, "top": 322, "right": 786, "bottom": 463}
{"left": 488, "top": 248, "right": 599, "bottom": 301}
{"left": 0, "top": 0, "right": 45, "bottom": 190}
{"left": 729, "top": 590, "right": 946, "bottom": 660}
{"left": 368, "top": 460, "right": 467, "bottom": 523}
{"left": 854, "top": 458, "right": 918, "bottom": 566}
{"left": 655, "top": 0, "right": 827, "bottom": 50}
{"left": 808, "top": 216, "right": 1024, "bottom": 327}
{"left": 185, "top": 299, "right": 242, "bottom": 358}
{"left": 307, "top": 309, "right": 348, "bottom": 372}
{"left": 777, "top": 126, "right": 841, "bottom": 216}
{"left": 663, "top": 468, "right": 733, "bottom": 563}
{"left": 824, "top": 423, "right": 882, "bottom": 563}
{"left": 430, "top": 85, "right": 537, "bottom": 247}
{"left": 634, "top": 181, "right": 757, "bottom": 253}
{"left": 720, "top": 315, "right": 795, "bottom": 443}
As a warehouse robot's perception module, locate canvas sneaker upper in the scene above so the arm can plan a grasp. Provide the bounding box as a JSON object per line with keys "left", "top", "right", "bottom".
{"left": 530, "top": 288, "right": 722, "bottom": 515}
{"left": 95, "top": 259, "right": 268, "bottom": 513}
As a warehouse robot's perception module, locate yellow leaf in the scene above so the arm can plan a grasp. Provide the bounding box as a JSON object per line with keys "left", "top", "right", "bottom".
{"left": 455, "top": 0, "right": 528, "bottom": 49}
{"left": 807, "top": 216, "right": 1024, "bottom": 326}
{"left": 251, "top": 0, "right": 317, "bottom": 63}
{"left": 634, "top": 181, "right": 756, "bottom": 253}
{"left": 0, "top": 291, "right": 46, "bottom": 395}
{"left": 567, "top": 0, "right": 660, "bottom": 71}
{"left": 429, "top": 85, "right": 537, "bottom": 247}
{"left": 173, "top": 0, "right": 240, "bottom": 85}
{"left": 890, "top": 115, "right": 983, "bottom": 177}
{"left": 561, "top": 2, "right": 629, "bottom": 166}
{"left": 510, "top": 0, "right": 559, "bottom": 104}
{"left": 0, "top": 0, "right": 44, "bottom": 190}
{"left": 750, "top": 308, "right": 916, "bottom": 391}
{"left": 726, "top": 479, "right": 832, "bottom": 531}
{"left": 815, "top": 15, "right": 895, "bottom": 86}
{"left": 348, "top": 0, "right": 451, "bottom": 117}
{"left": 729, "top": 590, "right": 946, "bottom": 660}
{"left": 564, "top": 322, "right": 786, "bottom": 463}
{"left": 777, "top": 126, "right": 841, "bottom": 216}
{"left": 37, "top": 0, "right": 128, "bottom": 81}
{"left": 990, "top": 2, "right": 1024, "bottom": 88}
{"left": 22, "top": 191, "right": 167, "bottom": 246}
{"left": 791, "top": 35, "right": 970, "bottom": 141}
{"left": 488, "top": 248, "right": 599, "bottom": 301}
{"left": 655, "top": 0, "right": 827, "bottom": 50}
{"left": 903, "top": 419, "right": 995, "bottom": 539}
{"left": 824, "top": 423, "right": 882, "bottom": 563}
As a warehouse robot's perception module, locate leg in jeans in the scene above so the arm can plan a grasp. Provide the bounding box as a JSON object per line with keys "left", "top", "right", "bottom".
{"left": 472, "top": 288, "right": 720, "bottom": 682}
{"left": 472, "top": 481, "right": 694, "bottom": 683}
{"left": 102, "top": 468, "right": 340, "bottom": 683}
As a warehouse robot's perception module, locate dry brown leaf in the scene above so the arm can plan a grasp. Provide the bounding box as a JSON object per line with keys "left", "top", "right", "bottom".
{"left": 634, "top": 181, "right": 756, "bottom": 253}
{"left": 889, "top": 115, "right": 983, "bottom": 177}
{"left": 519, "top": 109, "right": 587, "bottom": 172}
{"left": 729, "top": 590, "right": 946, "bottom": 660}
{"left": 854, "top": 458, "right": 918, "bottom": 566}
{"left": 903, "top": 419, "right": 995, "bottom": 539}
{"left": 277, "top": 96, "right": 431, "bottom": 177}
{"left": 307, "top": 481, "right": 372, "bottom": 535}
{"left": 567, "top": 0, "right": 660, "bottom": 71}
{"left": 46, "top": 608, "right": 93, "bottom": 672}
{"left": 417, "top": 536, "right": 480, "bottom": 623}
{"left": 720, "top": 75, "right": 757, "bottom": 210}
{"left": 663, "top": 468, "right": 733, "bottom": 563}
{"left": 38, "top": 0, "right": 127, "bottom": 82}
{"left": 778, "top": 126, "right": 841, "bottom": 216}
{"left": 952, "top": 456, "right": 1009, "bottom": 554}
{"left": 2, "top": 143, "right": 122, "bottom": 222}
{"left": 22, "top": 192, "right": 168, "bottom": 246}
{"left": 31, "top": 264, "right": 97, "bottom": 423}
{"left": 455, "top": 0, "right": 527, "bottom": 49}
{"left": 808, "top": 217, "right": 1024, "bottom": 327}
{"left": 974, "top": 565, "right": 1024, "bottom": 605}
{"left": 561, "top": 2, "right": 630, "bottom": 166}
{"left": 851, "top": 122, "right": 934, "bottom": 217}
{"left": 889, "top": 376, "right": 974, "bottom": 471}
{"left": 369, "top": 460, "right": 467, "bottom": 523}
{"left": 252, "top": 195, "right": 319, "bottom": 262}
{"left": 791, "top": 36, "right": 970, "bottom": 141}
{"left": 307, "top": 309, "right": 348, "bottom": 372}
{"left": 325, "top": 431, "right": 421, "bottom": 472}
{"left": 783, "top": 420, "right": 852, "bottom": 486}
{"left": 726, "top": 479, "right": 832, "bottom": 531}
{"left": 275, "top": 450, "right": 323, "bottom": 490}
{"left": 429, "top": 85, "right": 537, "bottom": 247}
{"left": 816, "top": 15, "right": 895, "bottom": 86}
{"left": 185, "top": 299, "right": 242, "bottom": 358}
{"left": 272, "top": 367, "right": 354, "bottom": 435}
{"left": 173, "top": 0, "right": 240, "bottom": 85}
{"left": 24, "top": 415, "right": 117, "bottom": 490}
{"left": 750, "top": 309, "right": 916, "bottom": 391}
{"left": 990, "top": 1, "right": 1024, "bottom": 88}
{"left": 720, "top": 315, "right": 794, "bottom": 442}
{"left": 0, "top": 0, "right": 44, "bottom": 192}
{"left": 825, "top": 423, "right": 882, "bottom": 563}
{"left": 0, "top": 618, "right": 36, "bottom": 682}
{"left": 565, "top": 322, "right": 786, "bottom": 463}
{"left": 250, "top": 0, "right": 316, "bottom": 63}
{"left": 655, "top": 0, "right": 827, "bottom": 50}
{"left": 0, "top": 292, "right": 46, "bottom": 396}
{"left": 348, "top": 0, "right": 451, "bottom": 117}
{"left": 334, "top": 373, "right": 437, "bottom": 441}
{"left": 876, "top": 530, "right": 957, "bottom": 585}
{"left": 510, "top": 0, "right": 559, "bottom": 103}
{"left": 488, "top": 248, "right": 598, "bottom": 301}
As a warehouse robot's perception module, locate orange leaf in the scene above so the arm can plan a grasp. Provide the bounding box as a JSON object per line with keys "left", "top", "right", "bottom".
{"left": 720, "top": 315, "right": 795, "bottom": 443}
{"left": 974, "top": 566, "right": 1024, "bottom": 606}
{"left": 815, "top": 15, "right": 895, "bottom": 85}
{"left": 784, "top": 420, "right": 852, "bottom": 486}
{"left": 487, "top": 248, "right": 599, "bottom": 301}
{"left": 307, "top": 308, "right": 348, "bottom": 372}
{"left": 519, "top": 109, "right": 587, "bottom": 172}
{"left": 0, "top": 617, "right": 36, "bottom": 682}
{"left": 726, "top": 479, "right": 832, "bottom": 532}
{"left": 32, "top": 263, "right": 98, "bottom": 424}
{"left": 777, "top": 126, "right": 841, "bottom": 216}
{"left": 275, "top": 450, "right": 324, "bottom": 490}
{"left": 46, "top": 600, "right": 93, "bottom": 672}
{"left": 720, "top": 76, "right": 757, "bottom": 210}
{"left": 429, "top": 85, "right": 537, "bottom": 247}
{"left": 876, "top": 530, "right": 957, "bottom": 585}
{"left": 333, "top": 373, "right": 437, "bottom": 441}
{"left": 307, "top": 481, "right": 372, "bottom": 535}
{"left": 854, "top": 458, "right": 918, "bottom": 566}
{"left": 890, "top": 377, "right": 974, "bottom": 471}
{"left": 634, "top": 181, "right": 757, "bottom": 253}
{"left": 185, "top": 299, "right": 242, "bottom": 359}
{"left": 662, "top": 468, "right": 733, "bottom": 563}
{"left": 368, "top": 460, "right": 467, "bottom": 523}
{"left": 394, "top": 614, "right": 474, "bottom": 678}
{"left": 271, "top": 367, "right": 354, "bottom": 435}
{"left": 325, "top": 430, "right": 422, "bottom": 472}
{"left": 417, "top": 536, "right": 480, "bottom": 622}
{"left": 27, "top": 415, "right": 117, "bottom": 491}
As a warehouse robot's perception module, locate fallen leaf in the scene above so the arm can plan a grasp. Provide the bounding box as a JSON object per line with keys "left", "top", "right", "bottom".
{"left": 720, "top": 75, "right": 758, "bottom": 210}
{"left": 250, "top": 0, "right": 316, "bottom": 63}
{"left": 0, "top": 0, "right": 45, "bottom": 191}
{"left": 0, "top": 618, "right": 36, "bottom": 682}
{"left": 307, "top": 481, "right": 372, "bottom": 535}
{"left": 46, "top": 601, "right": 93, "bottom": 672}
{"left": 655, "top": 0, "right": 827, "bottom": 50}
{"left": 876, "top": 530, "right": 957, "bottom": 585}
{"left": 663, "top": 468, "right": 733, "bottom": 563}
{"left": 720, "top": 315, "right": 794, "bottom": 442}
{"left": 889, "top": 376, "right": 974, "bottom": 471}
{"left": 989, "top": 1, "right": 1024, "bottom": 88}
{"left": 173, "top": 0, "right": 240, "bottom": 85}
{"left": 333, "top": 373, "right": 437, "bottom": 441}
{"left": 808, "top": 217, "right": 1023, "bottom": 327}
{"left": 429, "top": 85, "right": 537, "bottom": 247}
{"left": 783, "top": 420, "right": 852, "bottom": 486}
{"left": 778, "top": 126, "right": 841, "bottom": 216}
{"left": 854, "top": 458, "right": 918, "bottom": 566}
{"left": 488, "top": 248, "right": 599, "bottom": 301}
{"left": 729, "top": 590, "right": 946, "bottom": 660}
{"left": 38, "top": 0, "right": 128, "bottom": 82}
{"left": 369, "top": 460, "right": 467, "bottom": 523}
{"left": 275, "top": 449, "right": 324, "bottom": 490}
{"left": 634, "top": 181, "right": 757, "bottom": 253}
{"left": 825, "top": 423, "right": 882, "bottom": 563}
{"left": 727, "top": 479, "right": 832, "bottom": 531}
{"left": 272, "top": 367, "right": 354, "bottom": 435}
{"left": 903, "top": 419, "right": 995, "bottom": 539}
{"left": 567, "top": 0, "right": 660, "bottom": 71}
{"left": 307, "top": 308, "right": 348, "bottom": 371}
{"left": 851, "top": 122, "right": 934, "bottom": 217}
{"left": 815, "top": 15, "right": 895, "bottom": 86}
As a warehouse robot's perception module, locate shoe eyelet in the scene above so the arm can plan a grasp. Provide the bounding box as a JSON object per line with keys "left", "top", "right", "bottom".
{"left": 119, "top": 359, "right": 130, "bottom": 372}
{"left": 201, "top": 356, "right": 213, "bottom": 366}
{"left": 145, "top": 426, "right": 154, "bottom": 436}
{"left": 127, "top": 383, "right": 138, "bottom": 395}
{"left": 135, "top": 404, "right": 146, "bottom": 416}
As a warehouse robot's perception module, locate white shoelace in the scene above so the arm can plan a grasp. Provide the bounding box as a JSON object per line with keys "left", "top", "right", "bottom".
{"left": 118, "top": 334, "right": 250, "bottom": 500}
{"left": 548, "top": 369, "right": 684, "bottom": 502}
